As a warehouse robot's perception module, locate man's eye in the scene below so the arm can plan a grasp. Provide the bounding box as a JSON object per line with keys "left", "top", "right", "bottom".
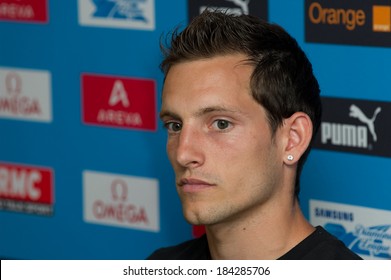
{"left": 165, "top": 122, "right": 182, "bottom": 132}
{"left": 213, "top": 119, "right": 231, "bottom": 130}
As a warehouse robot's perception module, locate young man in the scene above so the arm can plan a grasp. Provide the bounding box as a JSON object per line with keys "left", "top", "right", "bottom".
{"left": 149, "top": 11, "right": 361, "bottom": 260}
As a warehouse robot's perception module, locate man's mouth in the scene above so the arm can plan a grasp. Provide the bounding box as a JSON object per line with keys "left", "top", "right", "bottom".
{"left": 178, "top": 178, "right": 216, "bottom": 192}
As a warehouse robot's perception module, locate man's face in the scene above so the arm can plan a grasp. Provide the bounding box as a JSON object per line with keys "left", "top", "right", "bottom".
{"left": 160, "top": 54, "right": 285, "bottom": 226}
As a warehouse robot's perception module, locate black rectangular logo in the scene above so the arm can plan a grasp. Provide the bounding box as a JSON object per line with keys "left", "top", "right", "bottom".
{"left": 305, "top": 0, "right": 391, "bottom": 47}
{"left": 188, "top": 0, "right": 268, "bottom": 21}
{"left": 314, "top": 97, "right": 391, "bottom": 158}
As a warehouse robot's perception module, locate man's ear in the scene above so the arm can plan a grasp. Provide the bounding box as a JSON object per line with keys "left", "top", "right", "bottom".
{"left": 282, "top": 112, "right": 313, "bottom": 165}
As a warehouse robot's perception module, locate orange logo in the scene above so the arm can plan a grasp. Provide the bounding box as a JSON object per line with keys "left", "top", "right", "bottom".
{"left": 373, "top": 5, "right": 391, "bottom": 32}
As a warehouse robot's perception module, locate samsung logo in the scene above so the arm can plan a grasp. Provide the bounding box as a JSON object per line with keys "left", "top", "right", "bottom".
{"left": 315, "top": 207, "right": 354, "bottom": 222}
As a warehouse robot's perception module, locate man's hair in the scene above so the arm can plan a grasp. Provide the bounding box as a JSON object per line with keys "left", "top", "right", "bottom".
{"left": 160, "top": 10, "right": 322, "bottom": 197}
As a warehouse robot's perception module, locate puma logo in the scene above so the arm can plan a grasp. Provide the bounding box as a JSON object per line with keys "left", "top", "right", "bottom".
{"left": 349, "top": 104, "right": 381, "bottom": 142}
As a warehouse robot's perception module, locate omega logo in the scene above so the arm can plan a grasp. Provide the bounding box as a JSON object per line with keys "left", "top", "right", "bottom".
{"left": 92, "top": 178, "right": 148, "bottom": 224}
{"left": 0, "top": 71, "right": 41, "bottom": 116}
{"left": 111, "top": 179, "right": 128, "bottom": 201}
{"left": 5, "top": 72, "right": 22, "bottom": 95}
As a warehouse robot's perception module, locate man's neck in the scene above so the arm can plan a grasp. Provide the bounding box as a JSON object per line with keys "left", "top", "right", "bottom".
{"left": 204, "top": 199, "right": 315, "bottom": 260}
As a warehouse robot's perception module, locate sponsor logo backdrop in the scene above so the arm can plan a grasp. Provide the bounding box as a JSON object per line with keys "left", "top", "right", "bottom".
{"left": 0, "top": 0, "right": 389, "bottom": 259}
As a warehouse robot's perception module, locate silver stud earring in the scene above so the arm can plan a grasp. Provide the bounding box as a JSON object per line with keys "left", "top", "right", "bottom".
{"left": 287, "top": 155, "right": 294, "bottom": 161}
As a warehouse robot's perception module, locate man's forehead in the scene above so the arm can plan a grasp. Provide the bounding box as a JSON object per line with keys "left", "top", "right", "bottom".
{"left": 159, "top": 104, "right": 242, "bottom": 120}
{"left": 160, "top": 54, "right": 257, "bottom": 119}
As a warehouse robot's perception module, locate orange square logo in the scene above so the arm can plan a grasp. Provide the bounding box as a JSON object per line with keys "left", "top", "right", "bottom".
{"left": 373, "top": 6, "right": 391, "bottom": 32}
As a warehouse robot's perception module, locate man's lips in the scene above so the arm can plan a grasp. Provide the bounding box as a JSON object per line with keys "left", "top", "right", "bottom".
{"left": 178, "top": 178, "right": 215, "bottom": 192}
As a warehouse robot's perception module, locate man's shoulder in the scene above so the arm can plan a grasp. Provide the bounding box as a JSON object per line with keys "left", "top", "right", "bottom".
{"left": 147, "top": 234, "right": 210, "bottom": 260}
{"left": 280, "top": 226, "right": 362, "bottom": 260}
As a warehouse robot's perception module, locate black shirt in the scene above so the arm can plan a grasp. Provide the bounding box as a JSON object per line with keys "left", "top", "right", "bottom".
{"left": 147, "top": 226, "right": 362, "bottom": 260}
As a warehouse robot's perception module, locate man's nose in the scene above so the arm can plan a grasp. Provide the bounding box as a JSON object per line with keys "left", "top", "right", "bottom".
{"left": 175, "top": 126, "right": 205, "bottom": 168}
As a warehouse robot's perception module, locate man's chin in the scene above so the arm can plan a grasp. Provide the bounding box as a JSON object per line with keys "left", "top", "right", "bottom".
{"left": 183, "top": 209, "right": 208, "bottom": 225}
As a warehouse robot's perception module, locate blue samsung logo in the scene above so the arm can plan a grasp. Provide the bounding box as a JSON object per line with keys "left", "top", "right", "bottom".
{"left": 92, "top": 0, "right": 149, "bottom": 22}
{"left": 315, "top": 207, "right": 354, "bottom": 222}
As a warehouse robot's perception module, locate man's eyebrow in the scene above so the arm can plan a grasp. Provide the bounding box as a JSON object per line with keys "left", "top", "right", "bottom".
{"left": 159, "top": 110, "right": 180, "bottom": 120}
{"left": 159, "top": 106, "right": 241, "bottom": 120}
{"left": 194, "top": 106, "right": 240, "bottom": 117}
